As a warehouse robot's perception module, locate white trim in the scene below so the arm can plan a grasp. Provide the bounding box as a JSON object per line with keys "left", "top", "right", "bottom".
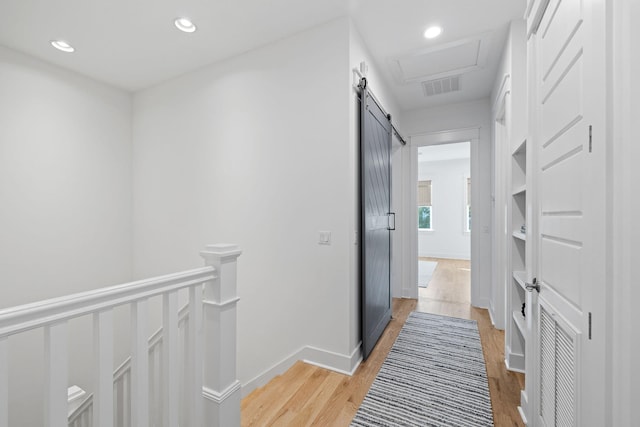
{"left": 505, "top": 353, "right": 526, "bottom": 374}
{"left": 406, "top": 141, "right": 419, "bottom": 300}
{"left": 526, "top": 0, "right": 551, "bottom": 38}
{"left": 474, "top": 296, "right": 491, "bottom": 310}
{"left": 200, "top": 244, "right": 242, "bottom": 259}
{"left": 202, "top": 381, "right": 241, "bottom": 404}
{"left": 524, "top": 0, "right": 535, "bottom": 20}
{"left": 0, "top": 267, "right": 215, "bottom": 338}
{"left": 302, "top": 344, "right": 362, "bottom": 376}
{"left": 417, "top": 252, "right": 470, "bottom": 261}
{"left": 242, "top": 348, "right": 301, "bottom": 397}
{"left": 410, "top": 126, "right": 480, "bottom": 144}
{"left": 492, "top": 79, "right": 511, "bottom": 333}
{"left": 463, "top": 174, "right": 471, "bottom": 233}
{"left": 417, "top": 205, "right": 433, "bottom": 231}
{"left": 389, "top": 32, "right": 492, "bottom": 84}
{"left": 241, "top": 343, "right": 362, "bottom": 398}
{"left": 408, "top": 127, "right": 481, "bottom": 306}
{"left": 202, "top": 297, "right": 240, "bottom": 309}
{"left": 517, "top": 403, "right": 528, "bottom": 425}
{"left": 488, "top": 304, "right": 497, "bottom": 327}
{"left": 492, "top": 74, "right": 511, "bottom": 111}
{"left": 67, "top": 385, "right": 86, "bottom": 403}
{"left": 609, "top": 0, "right": 634, "bottom": 425}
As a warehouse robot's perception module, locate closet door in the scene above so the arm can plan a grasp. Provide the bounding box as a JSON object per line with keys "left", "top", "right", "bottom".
{"left": 360, "top": 85, "right": 392, "bottom": 360}
{"left": 528, "top": 0, "right": 607, "bottom": 425}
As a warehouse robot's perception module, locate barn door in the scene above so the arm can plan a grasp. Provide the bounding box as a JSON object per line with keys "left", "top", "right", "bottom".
{"left": 529, "top": 0, "right": 606, "bottom": 425}
{"left": 360, "top": 81, "right": 392, "bottom": 360}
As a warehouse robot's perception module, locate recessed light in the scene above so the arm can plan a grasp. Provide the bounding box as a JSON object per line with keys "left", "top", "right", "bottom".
{"left": 50, "top": 40, "right": 75, "bottom": 53}
{"left": 424, "top": 26, "right": 442, "bottom": 39}
{"left": 174, "top": 17, "right": 196, "bottom": 33}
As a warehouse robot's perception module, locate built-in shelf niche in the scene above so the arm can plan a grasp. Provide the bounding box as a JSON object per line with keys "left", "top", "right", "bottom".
{"left": 506, "top": 138, "right": 528, "bottom": 375}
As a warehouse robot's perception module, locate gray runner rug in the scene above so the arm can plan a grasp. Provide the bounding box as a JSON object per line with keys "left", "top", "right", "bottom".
{"left": 351, "top": 312, "right": 494, "bottom": 427}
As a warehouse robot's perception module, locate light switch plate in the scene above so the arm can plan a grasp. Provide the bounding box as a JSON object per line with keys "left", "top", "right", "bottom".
{"left": 318, "top": 231, "right": 331, "bottom": 245}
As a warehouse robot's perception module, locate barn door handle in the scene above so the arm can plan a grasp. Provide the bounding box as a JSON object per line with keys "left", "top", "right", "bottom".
{"left": 387, "top": 212, "right": 396, "bottom": 231}
{"left": 525, "top": 278, "right": 540, "bottom": 293}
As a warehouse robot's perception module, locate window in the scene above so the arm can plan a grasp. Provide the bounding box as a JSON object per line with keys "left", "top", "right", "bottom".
{"left": 418, "top": 180, "right": 432, "bottom": 230}
{"left": 465, "top": 177, "right": 471, "bottom": 232}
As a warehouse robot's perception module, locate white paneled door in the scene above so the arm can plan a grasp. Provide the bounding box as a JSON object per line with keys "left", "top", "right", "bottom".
{"left": 529, "top": 0, "right": 606, "bottom": 425}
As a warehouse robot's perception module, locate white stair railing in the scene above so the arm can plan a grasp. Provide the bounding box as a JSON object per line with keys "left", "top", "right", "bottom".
{"left": 68, "top": 305, "right": 190, "bottom": 427}
{"left": 0, "top": 244, "right": 241, "bottom": 427}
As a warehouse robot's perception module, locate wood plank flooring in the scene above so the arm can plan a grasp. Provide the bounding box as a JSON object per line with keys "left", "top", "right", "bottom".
{"left": 241, "top": 258, "right": 525, "bottom": 426}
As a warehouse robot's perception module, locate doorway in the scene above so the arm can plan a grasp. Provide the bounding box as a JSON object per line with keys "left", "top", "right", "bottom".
{"left": 415, "top": 141, "right": 471, "bottom": 310}
{"left": 404, "top": 127, "right": 480, "bottom": 306}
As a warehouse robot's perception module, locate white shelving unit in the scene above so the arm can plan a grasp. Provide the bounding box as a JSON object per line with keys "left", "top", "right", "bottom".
{"left": 512, "top": 231, "right": 526, "bottom": 241}
{"left": 506, "top": 138, "right": 527, "bottom": 374}
{"left": 512, "top": 185, "right": 526, "bottom": 196}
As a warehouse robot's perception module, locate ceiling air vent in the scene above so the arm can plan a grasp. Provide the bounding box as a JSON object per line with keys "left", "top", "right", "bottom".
{"left": 422, "top": 75, "right": 461, "bottom": 97}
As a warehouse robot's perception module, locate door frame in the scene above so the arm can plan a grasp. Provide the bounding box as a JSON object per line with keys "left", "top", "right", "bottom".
{"left": 403, "top": 127, "right": 481, "bottom": 305}
{"left": 609, "top": 0, "right": 638, "bottom": 424}
{"left": 492, "top": 76, "right": 511, "bottom": 332}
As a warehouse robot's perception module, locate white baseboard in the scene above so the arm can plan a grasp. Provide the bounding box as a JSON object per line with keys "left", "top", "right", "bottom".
{"left": 302, "top": 343, "right": 362, "bottom": 376}
{"left": 517, "top": 406, "right": 528, "bottom": 425}
{"left": 505, "top": 352, "right": 526, "bottom": 374}
{"left": 473, "top": 296, "right": 491, "bottom": 310}
{"left": 519, "top": 390, "right": 529, "bottom": 424}
{"left": 402, "top": 286, "right": 418, "bottom": 299}
{"left": 241, "top": 343, "right": 362, "bottom": 398}
{"left": 488, "top": 304, "right": 497, "bottom": 327}
{"left": 241, "top": 348, "right": 302, "bottom": 397}
{"left": 418, "top": 252, "right": 470, "bottom": 260}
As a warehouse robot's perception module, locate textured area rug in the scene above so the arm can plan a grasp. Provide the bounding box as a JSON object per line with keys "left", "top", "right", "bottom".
{"left": 418, "top": 260, "right": 438, "bottom": 288}
{"left": 351, "top": 312, "right": 494, "bottom": 427}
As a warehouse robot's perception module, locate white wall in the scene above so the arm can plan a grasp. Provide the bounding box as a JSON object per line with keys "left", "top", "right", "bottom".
{"left": 402, "top": 100, "right": 492, "bottom": 308}
{"left": 0, "top": 46, "right": 133, "bottom": 425}
{"left": 418, "top": 157, "right": 470, "bottom": 259}
{"left": 133, "top": 18, "right": 358, "bottom": 394}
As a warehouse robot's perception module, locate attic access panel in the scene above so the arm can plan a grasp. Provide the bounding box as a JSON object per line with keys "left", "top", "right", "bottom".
{"left": 390, "top": 33, "right": 492, "bottom": 84}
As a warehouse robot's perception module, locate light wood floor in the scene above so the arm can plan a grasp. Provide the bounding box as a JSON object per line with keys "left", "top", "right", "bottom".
{"left": 241, "top": 258, "right": 525, "bottom": 426}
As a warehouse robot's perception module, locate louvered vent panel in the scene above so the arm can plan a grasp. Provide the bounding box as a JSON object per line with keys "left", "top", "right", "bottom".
{"left": 540, "top": 308, "right": 556, "bottom": 425}
{"left": 539, "top": 304, "right": 578, "bottom": 427}
{"left": 555, "top": 326, "right": 576, "bottom": 426}
{"left": 422, "top": 75, "right": 461, "bottom": 97}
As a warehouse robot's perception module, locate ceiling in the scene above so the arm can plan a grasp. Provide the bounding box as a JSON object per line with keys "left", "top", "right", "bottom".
{"left": 350, "top": 0, "right": 525, "bottom": 110}
{"left": 0, "top": 0, "right": 525, "bottom": 111}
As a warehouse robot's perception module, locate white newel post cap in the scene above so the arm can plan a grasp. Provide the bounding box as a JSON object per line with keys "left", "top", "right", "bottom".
{"left": 200, "top": 244, "right": 242, "bottom": 263}
{"left": 200, "top": 243, "right": 241, "bottom": 303}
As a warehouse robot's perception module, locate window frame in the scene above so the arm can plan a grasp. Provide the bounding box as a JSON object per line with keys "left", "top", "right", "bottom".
{"left": 417, "top": 178, "right": 433, "bottom": 231}
{"left": 418, "top": 205, "right": 433, "bottom": 231}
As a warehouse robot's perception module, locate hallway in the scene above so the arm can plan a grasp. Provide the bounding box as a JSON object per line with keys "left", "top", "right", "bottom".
{"left": 241, "top": 258, "right": 524, "bottom": 426}
{"left": 418, "top": 258, "right": 525, "bottom": 426}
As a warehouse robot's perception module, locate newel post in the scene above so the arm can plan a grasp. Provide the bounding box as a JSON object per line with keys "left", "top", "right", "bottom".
{"left": 199, "top": 244, "right": 242, "bottom": 427}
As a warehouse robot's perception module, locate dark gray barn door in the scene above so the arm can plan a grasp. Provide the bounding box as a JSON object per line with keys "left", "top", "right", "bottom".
{"left": 360, "top": 84, "right": 392, "bottom": 360}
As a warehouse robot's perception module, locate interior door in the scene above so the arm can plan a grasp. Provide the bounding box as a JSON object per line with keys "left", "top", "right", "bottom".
{"left": 530, "top": 0, "right": 606, "bottom": 425}
{"left": 360, "top": 83, "right": 392, "bottom": 360}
